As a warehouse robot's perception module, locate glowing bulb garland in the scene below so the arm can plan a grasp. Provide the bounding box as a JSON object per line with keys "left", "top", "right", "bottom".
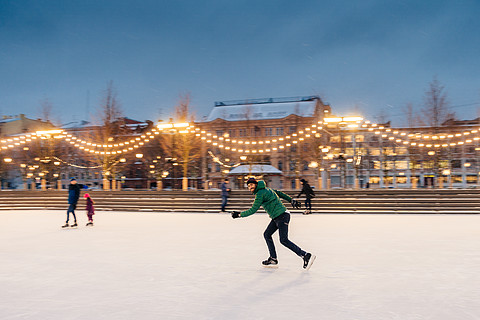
{"left": 2, "top": 119, "right": 480, "bottom": 158}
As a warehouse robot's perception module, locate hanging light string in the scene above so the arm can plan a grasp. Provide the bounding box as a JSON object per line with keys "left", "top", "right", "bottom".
{"left": 194, "top": 120, "right": 480, "bottom": 151}
{"left": 3, "top": 119, "right": 480, "bottom": 155}
{"left": 0, "top": 133, "right": 40, "bottom": 150}
{"left": 60, "top": 122, "right": 191, "bottom": 154}
{"left": 51, "top": 156, "right": 104, "bottom": 169}
{"left": 0, "top": 123, "right": 192, "bottom": 154}
{"left": 193, "top": 122, "right": 324, "bottom": 154}
{"left": 207, "top": 151, "right": 241, "bottom": 168}
{"left": 358, "top": 121, "right": 480, "bottom": 148}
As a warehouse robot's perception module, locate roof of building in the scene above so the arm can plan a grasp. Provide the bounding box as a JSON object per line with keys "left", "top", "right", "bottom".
{"left": 229, "top": 164, "right": 282, "bottom": 175}
{"left": 61, "top": 117, "right": 147, "bottom": 130}
{"left": 61, "top": 120, "right": 91, "bottom": 129}
{"left": 204, "top": 96, "right": 320, "bottom": 122}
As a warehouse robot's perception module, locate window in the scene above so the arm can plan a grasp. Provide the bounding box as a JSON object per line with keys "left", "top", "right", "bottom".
{"left": 289, "top": 160, "right": 296, "bottom": 171}
{"left": 302, "top": 161, "right": 309, "bottom": 171}
{"left": 216, "top": 130, "right": 224, "bottom": 137}
{"left": 228, "top": 129, "right": 236, "bottom": 138}
{"left": 276, "top": 127, "right": 284, "bottom": 136}
{"left": 265, "top": 127, "right": 273, "bottom": 136}
{"left": 289, "top": 126, "right": 296, "bottom": 133}
{"left": 451, "top": 160, "right": 462, "bottom": 169}
{"left": 278, "top": 160, "right": 283, "bottom": 171}
{"left": 467, "top": 175, "right": 477, "bottom": 184}
{"left": 239, "top": 129, "right": 246, "bottom": 137}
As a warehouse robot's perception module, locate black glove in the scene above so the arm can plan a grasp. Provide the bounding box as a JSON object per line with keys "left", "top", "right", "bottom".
{"left": 291, "top": 199, "right": 301, "bottom": 209}
{"left": 231, "top": 211, "right": 241, "bottom": 219}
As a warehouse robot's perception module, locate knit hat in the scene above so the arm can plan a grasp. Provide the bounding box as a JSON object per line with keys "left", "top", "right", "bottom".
{"left": 84, "top": 193, "right": 90, "bottom": 198}
{"left": 70, "top": 177, "right": 76, "bottom": 181}
{"left": 246, "top": 177, "right": 257, "bottom": 185}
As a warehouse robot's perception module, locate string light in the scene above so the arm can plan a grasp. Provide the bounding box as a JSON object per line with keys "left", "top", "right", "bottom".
{"left": 3, "top": 119, "right": 480, "bottom": 157}
{"left": 51, "top": 156, "right": 104, "bottom": 169}
{"left": 207, "top": 151, "right": 241, "bottom": 168}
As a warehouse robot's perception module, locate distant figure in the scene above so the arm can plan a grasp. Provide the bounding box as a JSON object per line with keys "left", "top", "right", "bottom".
{"left": 231, "top": 178, "right": 315, "bottom": 270}
{"left": 84, "top": 193, "right": 95, "bottom": 226}
{"left": 297, "top": 179, "right": 315, "bottom": 214}
{"left": 62, "top": 178, "right": 82, "bottom": 228}
{"left": 220, "top": 178, "right": 231, "bottom": 212}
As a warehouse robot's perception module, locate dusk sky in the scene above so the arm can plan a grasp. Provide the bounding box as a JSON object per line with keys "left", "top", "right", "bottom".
{"left": 1, "top": 0, "right": 479, "bottom": 126}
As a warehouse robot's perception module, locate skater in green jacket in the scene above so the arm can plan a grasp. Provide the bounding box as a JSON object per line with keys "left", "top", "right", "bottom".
{"left": 231, "top": 178, "right": 316, "bottom": 269}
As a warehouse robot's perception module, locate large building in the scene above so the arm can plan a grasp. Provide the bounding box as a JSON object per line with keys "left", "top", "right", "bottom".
{"left": 2, "top": 99, "right": 480, "bottom": 191}
{"left": 196, "top": 96, "right": 480, "bottom": 190}
{"left": 195, "top": 96, "right": 331, "bottom": 189}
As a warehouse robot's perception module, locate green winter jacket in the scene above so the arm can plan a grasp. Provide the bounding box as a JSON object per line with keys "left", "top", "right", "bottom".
{"left": 240, "top": 180, "right": 292, "bottom": 219}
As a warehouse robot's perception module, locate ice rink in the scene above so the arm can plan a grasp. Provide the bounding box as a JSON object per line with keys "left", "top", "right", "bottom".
{"left": 0, "top": 210, "right": 479, "bottom": 320}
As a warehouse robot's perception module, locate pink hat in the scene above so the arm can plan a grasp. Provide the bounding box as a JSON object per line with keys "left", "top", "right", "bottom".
{"left": 84, "top": 193, "right": 90, "bottom": 198}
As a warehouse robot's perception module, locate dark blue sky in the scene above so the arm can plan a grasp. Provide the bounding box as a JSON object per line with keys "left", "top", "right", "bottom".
{"left": 1, "top": 0, "right": 479, "bottom": 126}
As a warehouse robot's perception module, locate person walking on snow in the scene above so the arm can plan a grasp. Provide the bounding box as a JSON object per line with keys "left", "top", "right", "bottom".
{"left": 220, "top": 178, "right": 231, "bottom": 212}
{"left": 297, "top": 178, "right": 315, "bottom": 214}
{"left": 231, "top": 178, "right": 316, "bottom": 269}
{"left": 62, "top": 178, "right": 82, "bottom": 228}
{"left": 84, "top": 193, "right": 95, "bottom": 226}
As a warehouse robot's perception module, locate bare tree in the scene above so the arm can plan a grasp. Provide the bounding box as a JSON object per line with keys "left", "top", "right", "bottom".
{"left": 38, "top": 98, "right": 53, "bottom": 122}
{"left": 37, "top": 98, "right": 63, "bottom": 126}
{"left": 374, "top": 108, "right": 390, "bottom": 124}
{"left": 157, "top": 93, "right": 200, "bottom": 189}
{"left": 93, "top": 81, "right": 124, "bottom": 189}
{"left": 404, "top": 102, "right": 416, "bottom": 127}
{"left": 421, "top": 76, "right": 454, "bottom": 129}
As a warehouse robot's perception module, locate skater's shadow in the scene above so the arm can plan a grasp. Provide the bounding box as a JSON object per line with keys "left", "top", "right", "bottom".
{"left": 210, "top": 270, "right": 311, "bottom": 319}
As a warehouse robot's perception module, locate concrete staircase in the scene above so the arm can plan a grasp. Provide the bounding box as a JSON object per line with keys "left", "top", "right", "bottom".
{"left": 0, "top": 189, "right": 479, "bottom": 214}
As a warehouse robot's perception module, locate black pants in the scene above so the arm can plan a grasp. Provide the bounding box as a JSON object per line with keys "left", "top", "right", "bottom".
{"left": 304, "top": 198, "right": 312, "bottom": 210}
{"left": 66, "top": 203, "right": 77, "bottom": 223}
{"left": 263, "top": 212, "right": 306, "bottom": 259}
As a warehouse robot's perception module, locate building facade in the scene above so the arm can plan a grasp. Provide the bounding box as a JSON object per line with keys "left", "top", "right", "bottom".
{"left": 195, "top": 96, "right": 331, "bottom": 190}
{"left": 196, "top": 97, "right": 480, "bottom": 190}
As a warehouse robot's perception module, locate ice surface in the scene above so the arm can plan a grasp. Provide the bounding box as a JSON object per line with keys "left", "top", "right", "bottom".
{"left": 0, "top": 211, "right": 479, "bottom": 320}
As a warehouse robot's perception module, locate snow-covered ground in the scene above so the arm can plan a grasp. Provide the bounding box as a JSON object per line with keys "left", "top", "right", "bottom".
{"left": 0, "top": 211, "right": 479, "bottom": 320}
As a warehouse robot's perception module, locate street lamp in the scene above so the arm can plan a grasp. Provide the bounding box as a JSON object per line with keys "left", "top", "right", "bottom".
{"left": 308, "top": 161, "right": 320, "bottom": 190}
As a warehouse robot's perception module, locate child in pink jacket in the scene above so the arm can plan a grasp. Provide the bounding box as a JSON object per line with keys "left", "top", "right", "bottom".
{"left": 84, "top": 193, "right": 95, "bottom": 226}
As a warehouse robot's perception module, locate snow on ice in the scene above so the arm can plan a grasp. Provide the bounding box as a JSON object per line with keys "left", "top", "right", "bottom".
{"left": 0, "top": 211, "right": 479, "bottom": 320}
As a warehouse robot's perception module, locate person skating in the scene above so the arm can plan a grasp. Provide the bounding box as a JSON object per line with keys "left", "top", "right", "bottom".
{"left": 62, "top": 178, "right": 82, "bottom": 228}
{"left": 231, "top": 177, "right": 316, "bottom": 270}
{"left": 220, "top": 178, "right": 231, "bottom": 213}
{"left": 297, "top": 178, "right": 315, "bottom": 214}
{"left": 84, "top": 193, "right": 95, "bottom": 226}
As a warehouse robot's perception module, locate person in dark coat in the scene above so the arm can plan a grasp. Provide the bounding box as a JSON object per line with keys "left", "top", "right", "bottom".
{"left": 220, "top": 178, "right": 231, "bottom": 212}
{"left": 297, "top": 179, "right": 315, "bottom": 214}
{"left": 62, "top": 178, "right": 83, "bottom": 228}
{"left": 84, "top": 193, "right": 95, "bottom": 226}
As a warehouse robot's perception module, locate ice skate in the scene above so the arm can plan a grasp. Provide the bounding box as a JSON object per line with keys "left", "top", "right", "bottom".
{"left": 303, "top": 253, "right": 316, "bottom": 270}
{"left": 61, "top": 223, "right": 69, "bottom": 228}
{"left": 86, "top": 222, "right": 93, "bottom": 226}
{"left": 70, "top": 222, "right": 78, "bottom": 228}
{"left": 262, "top": 257, "right": 278, "bottom": 268}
